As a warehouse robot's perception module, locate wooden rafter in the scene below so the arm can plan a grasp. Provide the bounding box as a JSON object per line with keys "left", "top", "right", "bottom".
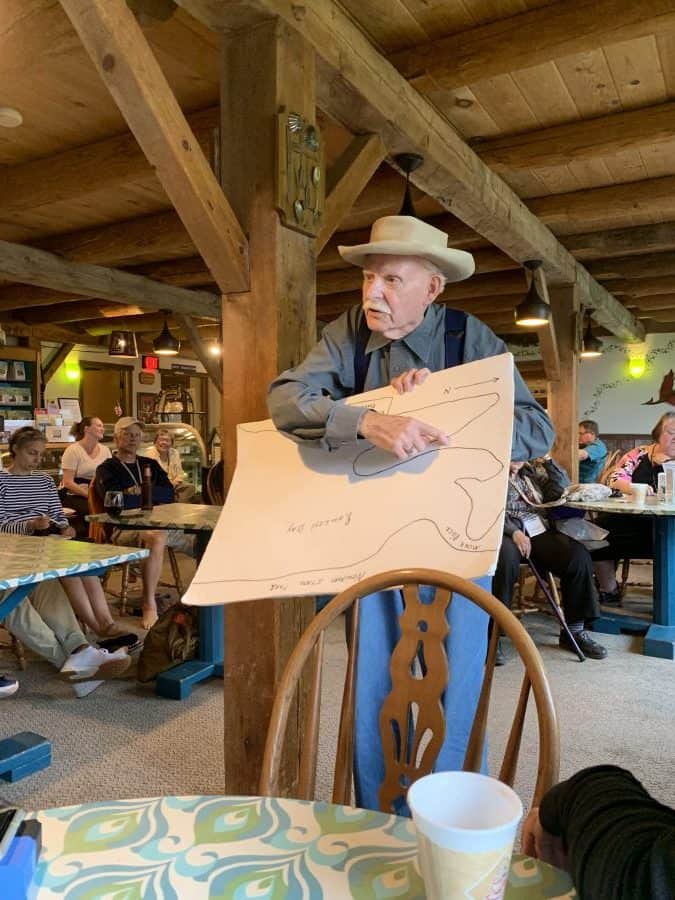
{"left": 59, "top": 0, "right": 249, "bottom": 293}
{"left": 566, "top": 222, "right": 675, "bottom": 260}
{"left": 180, "top": 314, "right": 223, "bottom": 393}
{"left": 2, "top": 107, "right": 218, "bottom": 215}
{"left": 0, "top": 240, "right": 220, "bottom": 319}
{"left": 42, "top": 343, "right": 76, "bottom": 386}
{"left": 175, "top": 1, "right": 644, "bottom": 340}
{"left": 474, "top": 101, "right": 675, "bottom": 172}
{"left": 390, "top": 0, "right": 675, "bottom": 90}
{"left": 17, "top": 301, "right": 148, "bottom": 326}
{"left": 317, "top": 133, "right": 387, "bottom": 252}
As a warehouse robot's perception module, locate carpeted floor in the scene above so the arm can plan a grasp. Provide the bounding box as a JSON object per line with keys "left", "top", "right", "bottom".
{"left": 1, "top": 563, "right": 674, "bottom": 815}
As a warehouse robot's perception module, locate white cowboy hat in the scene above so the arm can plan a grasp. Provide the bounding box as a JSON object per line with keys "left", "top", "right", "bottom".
{"left": 338, "top": 215, "right": 475, "bottom": 283}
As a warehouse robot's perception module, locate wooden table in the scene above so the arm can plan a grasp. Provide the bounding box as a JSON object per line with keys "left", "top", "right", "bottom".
{"left": 88, "top": 503, "right": 223, "bottom": 699}
{"left": 567, "top": 496, "right": 675, "bottom": 659}
{"left": 32, "top": 795, "right": 576, "bottom": 898}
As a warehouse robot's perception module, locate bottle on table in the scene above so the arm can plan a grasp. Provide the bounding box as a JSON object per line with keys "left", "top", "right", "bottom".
{"left": 141, "top": 464, "right": 153, "bottom": 511}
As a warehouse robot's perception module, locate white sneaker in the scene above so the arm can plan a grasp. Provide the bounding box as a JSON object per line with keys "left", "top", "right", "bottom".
{"left": 60, "top": 646, "right": 130, "bottom": 682}
{"left": 72, "top": 679, "right": 104, "bottom": 698}
{"left": 0, "top": 675, "right": 19, "bottom": 697}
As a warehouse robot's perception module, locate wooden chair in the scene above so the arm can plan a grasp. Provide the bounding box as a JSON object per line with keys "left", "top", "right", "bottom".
{"left": 205, "top": 460, "right": 224, "bottom": 505}
{"left": 260, "top": 568, "right": 560, "bottom": 813}
{"left": 87, "top": 482, "right": 184, "bottom": 615}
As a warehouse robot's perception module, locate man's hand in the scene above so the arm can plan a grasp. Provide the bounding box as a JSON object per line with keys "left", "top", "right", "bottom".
{"left": 521, "top": 807, "right": 568, "bottom": 872}
{"left": 513, "top": 529, "right": 531, "bottom": 558}
{"left": 390, "top": 367, "right": 431, "bottom": 395}
{"left": 359, "top": 410, "right": 449, "bottom": 460}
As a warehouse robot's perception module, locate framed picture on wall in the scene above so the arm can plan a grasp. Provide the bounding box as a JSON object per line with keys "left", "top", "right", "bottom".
{"left": 136, "top": 392, "right": 156, "bottom": 424}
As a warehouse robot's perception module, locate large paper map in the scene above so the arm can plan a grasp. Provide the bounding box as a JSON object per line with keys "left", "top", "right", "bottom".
{"left": 184, "top": 353, "right": 514, "bottom": 606}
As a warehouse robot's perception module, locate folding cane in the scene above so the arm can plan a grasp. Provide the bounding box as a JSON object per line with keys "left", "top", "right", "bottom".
{"left": 525, "top": 558, "right": 586, "bottom": 662}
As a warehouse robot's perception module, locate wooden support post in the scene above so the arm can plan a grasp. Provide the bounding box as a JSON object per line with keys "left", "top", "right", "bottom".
{"left": 220, "top": 19, "right": 316, "bottom": 796}
{"left": 547, "top": 285, "right": 579, "bottom": 480}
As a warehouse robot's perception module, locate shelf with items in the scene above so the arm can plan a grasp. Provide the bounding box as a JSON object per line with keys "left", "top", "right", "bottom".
{"left": 0, "top": 348, "right": 40, "bottom": 437}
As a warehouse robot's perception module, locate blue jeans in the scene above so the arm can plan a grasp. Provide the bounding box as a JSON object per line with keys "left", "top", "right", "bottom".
{"left": 352, "top": 577, "right": 490, "bottom": 813}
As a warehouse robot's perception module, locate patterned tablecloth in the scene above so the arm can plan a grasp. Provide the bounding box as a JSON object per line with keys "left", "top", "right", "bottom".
{"left": 88, "top": 502, "right": 222, "bottom": 533}
{"left": 33, "top": 795, "right": 576, "bottom": 898}
{"left": 0, "top": 534, "right": 148, "bottom": 591}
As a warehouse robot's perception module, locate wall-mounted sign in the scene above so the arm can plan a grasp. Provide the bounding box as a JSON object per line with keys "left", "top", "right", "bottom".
{"left": 138, "top": 371, "right": 156, "bottom": 385}
{"left": 170, "top": 363, "right": 197, "bottom": 373}
{"left": 141, "top": 354, "right": 160, "bottom": 371}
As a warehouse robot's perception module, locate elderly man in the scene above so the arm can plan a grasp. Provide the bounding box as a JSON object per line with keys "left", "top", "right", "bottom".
{"left": 268, "top": 215, "right": 554, "bottom": 811}
{"left": 95, "top": 417, "right": 176, "bottom": 630}
{"left": 578, "top": 420, "right": 608, "bottom": 483}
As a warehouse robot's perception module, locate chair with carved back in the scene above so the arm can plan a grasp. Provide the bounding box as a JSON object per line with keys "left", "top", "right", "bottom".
{"left": 259, "top": 568, "right": 560, "bottom": 813}
{"left": 87, "top": 481, "right": 184, "bottom": 615}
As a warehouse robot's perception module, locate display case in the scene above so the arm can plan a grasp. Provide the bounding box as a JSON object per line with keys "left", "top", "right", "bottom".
{"left": 0, "top": 443, "right": 67, "bottom": 484}
{"left": 0, "top": 347, "right": 39, "bottom": 432}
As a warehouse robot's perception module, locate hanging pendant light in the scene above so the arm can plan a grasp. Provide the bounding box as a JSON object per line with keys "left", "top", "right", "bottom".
{"left": 153, "top": 312, "right": 180, "bottom": 356}
{"left": 580, "top": 308, "right": 603, "bottom": 358}
{"left": 108, "top": 330, "right": 138, "bottom": 358}
{"left": 394, "top": 152, "right": 424, "bottom": 216}
{"left": 514, "top": 260, "right": 550, "bottom": 327}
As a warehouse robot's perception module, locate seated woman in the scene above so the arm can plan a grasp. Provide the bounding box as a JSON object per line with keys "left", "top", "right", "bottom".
{"left": 60, "top": 416, "right": 111, "bottom": 537}
{"left": 591, "top": 411, "right": 675, "bottom": 603}
{"left": 2, "top": 579, "right": 131, "bottom": 698}
{"left": 145, "top": 428, "right": 195, "bottom": 502}
{"left": 492, "top": 456, "right": 607, "bottom": 661}
{"left": 0, "top": 426, "right": 131, "bottom": 641}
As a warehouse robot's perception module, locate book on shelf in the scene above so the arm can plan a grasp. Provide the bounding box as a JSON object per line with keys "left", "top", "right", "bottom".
{"left": 8, "top": 362, "right": 25, "bottom": 381}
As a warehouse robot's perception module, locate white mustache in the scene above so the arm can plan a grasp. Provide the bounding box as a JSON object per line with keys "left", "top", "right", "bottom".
{"left": 363, "top": 302, "right": 392, "bottom": 316}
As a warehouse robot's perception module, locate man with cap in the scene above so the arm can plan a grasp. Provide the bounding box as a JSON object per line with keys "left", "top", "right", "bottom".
{"left": 268, "top": 215, "right": 554, "bottom": 811}
{"left": 95, "top": 417, "right": 176, "bottom": 629}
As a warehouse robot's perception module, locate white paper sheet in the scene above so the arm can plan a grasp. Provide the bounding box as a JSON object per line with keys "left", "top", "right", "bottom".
{"left": 184, "top": 353, "right": 514, "bottom": 606}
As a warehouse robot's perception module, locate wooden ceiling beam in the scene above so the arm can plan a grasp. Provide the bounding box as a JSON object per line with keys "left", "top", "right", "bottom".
{"left": 474, "top": 100, "right": 675, "bottom": 171}
{"left": 16, "top": 301, "right": 148, "bottom": 326}
{"left": 1, "top": 106, "right": 218, "bottom": 215}
{"left": 528, "top": 175, "right": 675, "bottom": 235}
{"left": 601, "top": 274, "right": 675, "bottom": 298}
{"left": 2, "top": 321, "right": 103, "bottom": 346}
{"left": 59, "top": 0, "right": 249, "bottom": 293}
{"left": 184, "top": 3, "right": 645, "bottom": 335}
{"left": 587, "top": 252, "right": 675, "bottom": 280}
{"left": 0, "top": 240, "right": 220, "bottom": 319}
{"left": 390, "top": 0, "right": 675, "bottom": 90}
{"left": 317, "top": 134, "right": 387, "bottom": 252}
{"left": 565, "top": 221, "right": 675, "bottom": 260}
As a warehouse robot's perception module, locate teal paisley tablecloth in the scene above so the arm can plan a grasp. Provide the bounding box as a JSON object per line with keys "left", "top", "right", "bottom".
{"left": 0, "top": 534, "right": 148, "bottom": 591}
{"left": 33, "top": 796, "right": 576, "bottom": 898}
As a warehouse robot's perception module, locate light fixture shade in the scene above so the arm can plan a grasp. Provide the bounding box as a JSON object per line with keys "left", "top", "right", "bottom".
{"left": 108, "top": 330, "right": 138, "bottom": 358}
{"left": 514, "top": 282, "right": 551, "bottom": 328}
{"left": 153, "top": 317, "right": 180, "bottom": 356}
{"left": 579, "top": 310, "right": 603, "bottom": 358}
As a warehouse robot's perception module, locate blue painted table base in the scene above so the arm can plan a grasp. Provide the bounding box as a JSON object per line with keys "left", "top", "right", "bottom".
{"left": 0, "top": 732, "right": 51, "bottom": 783}
{"left": 155, "top": 532, "right": 224, "bottom": 699}
{"left": 590, "top": 515, "right": 675, "bottom": 660}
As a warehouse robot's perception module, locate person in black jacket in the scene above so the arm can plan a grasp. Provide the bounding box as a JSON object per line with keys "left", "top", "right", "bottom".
{"left": 522, "top": 765, "right": 675, "bottom": 900}
{"left": 492, "top": 456, "right": 607, "bottom": 662}
{"left": 95, "top": 417, "right": 178, "bottom": 630}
